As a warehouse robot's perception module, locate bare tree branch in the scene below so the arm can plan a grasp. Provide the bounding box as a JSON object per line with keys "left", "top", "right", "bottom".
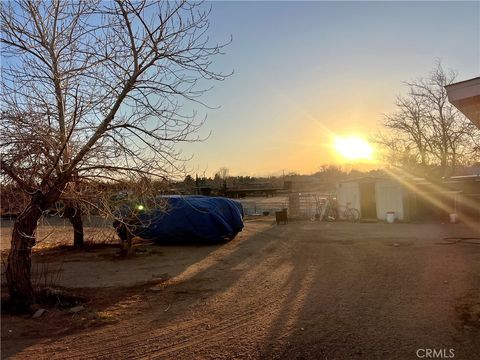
{"left": 374, "top": 61, "right": 480, "bottom": 177}
{"left": 0, "top": 0, "right": 230, "bottom": 308}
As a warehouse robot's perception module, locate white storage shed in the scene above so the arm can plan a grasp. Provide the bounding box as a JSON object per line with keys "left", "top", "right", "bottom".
{"left": 336, "top": 177, "right": 406, "bottom": 221}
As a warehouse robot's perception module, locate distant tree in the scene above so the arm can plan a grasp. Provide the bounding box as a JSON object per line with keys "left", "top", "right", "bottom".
{"left": 213, "top": 167, "right": 229, "bottom": 193}
{"left": 376, "top": 62, "right": 480, "bottom": 177}
{"left": 314, "top": 165, "right": 347, "bottom": 182}
{"left": 183, "top": 174, "right": 196, "bottom": 193}
{"left": 217, "top": 167, "right": 230, "bottom": 181}
{"left": 1, "top": 0, "right": 229, "bottom": 310}
{"left": 184, "top": 175, "right": 195, "bottom": 185}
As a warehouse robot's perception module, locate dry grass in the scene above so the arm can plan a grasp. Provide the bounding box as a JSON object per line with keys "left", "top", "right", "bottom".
{"left": 1, "top": 216, "right": 118, "bottom": 290}
{"left": 1, "top": 215, "right": 117, "bottom": 252}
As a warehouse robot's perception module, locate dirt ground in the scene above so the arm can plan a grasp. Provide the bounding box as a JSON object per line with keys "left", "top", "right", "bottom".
{"left": 1, "top": 218, "right": 480, "bottom": 359}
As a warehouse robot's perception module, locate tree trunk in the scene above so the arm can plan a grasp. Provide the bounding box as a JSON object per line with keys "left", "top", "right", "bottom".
{"left": 5, "top": 203, "right": 43, "bottom": 311}
{"left": 440, "top": 151, "right": 448, "bottom": 177}
{"left": 451, "top": 151, "right": 457, "bottom": 176}
{"left": 119, "top": 232, "right": 134, "bottom": 257}
{"left": 64, "top": 205, "right": 84, "bottom": 248}
{"left": 114, "top": 220, "right": 134, "bottom": 257}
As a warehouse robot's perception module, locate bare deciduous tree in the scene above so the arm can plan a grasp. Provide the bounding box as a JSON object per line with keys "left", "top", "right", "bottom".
{"left": 213, "top": 166, "right": 229, "bottom": 194}
{"left": 375, "top": 62, "right": 480, "bottom": 177}
{"left": 0, "top": 0, "right": 229, "bottom": 310}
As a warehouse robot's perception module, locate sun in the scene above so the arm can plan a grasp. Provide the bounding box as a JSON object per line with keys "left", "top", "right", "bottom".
{"left": 333, "top": 136, "right": 374, "bottom": 161}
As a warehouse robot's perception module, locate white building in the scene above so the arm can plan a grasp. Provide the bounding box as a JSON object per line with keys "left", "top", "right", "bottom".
{"left": 336, "top": 177, "right": 406, "bottom": 221}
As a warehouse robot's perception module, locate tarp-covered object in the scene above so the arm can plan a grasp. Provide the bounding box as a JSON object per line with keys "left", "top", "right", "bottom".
{"left": 117, "top": 196, "right": 244, "bottom": 244}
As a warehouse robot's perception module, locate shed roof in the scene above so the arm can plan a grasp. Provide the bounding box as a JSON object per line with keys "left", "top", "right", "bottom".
{"left": 337, "top": 176, "right": 390, "bottom": 184}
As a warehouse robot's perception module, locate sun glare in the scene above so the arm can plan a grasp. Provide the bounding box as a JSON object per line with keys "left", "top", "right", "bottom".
{"left": 333, "top": 136, "right": 374, "bottom": 161}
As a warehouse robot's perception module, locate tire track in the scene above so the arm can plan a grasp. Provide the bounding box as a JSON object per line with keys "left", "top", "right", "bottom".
{"left": 16, "top": 227, "right": 293, "bottom": 359}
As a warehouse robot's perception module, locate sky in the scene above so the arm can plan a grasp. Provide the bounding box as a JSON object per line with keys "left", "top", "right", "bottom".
{"left": 178, "top": 1, "right": 480, "bottom": 177}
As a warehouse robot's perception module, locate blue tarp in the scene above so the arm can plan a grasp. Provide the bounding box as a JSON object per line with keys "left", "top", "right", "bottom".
{"left": 117, "top": 196, "right": 244, "bottom": 244}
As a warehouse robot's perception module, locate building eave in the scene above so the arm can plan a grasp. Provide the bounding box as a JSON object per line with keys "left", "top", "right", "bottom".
{"left": 445, "top": 77, "right": 480, "bottom": 128}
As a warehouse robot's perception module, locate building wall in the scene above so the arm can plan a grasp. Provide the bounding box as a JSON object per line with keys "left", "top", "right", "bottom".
{"left": 336, "top": 182, "right": 361, "bottom": 218}
{"left": 375, "top": 180, "right": 404, "bottom": 220}
{"left": 337, "top": 179, "right": 406, "bottom": 220}
{"left": 337, "top": 177, "right": 479, "bottom": 222}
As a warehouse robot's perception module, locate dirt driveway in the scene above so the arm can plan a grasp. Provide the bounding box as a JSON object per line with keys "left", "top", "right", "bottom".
{"left": 2, "top": 219, "right": 480, "bottom": 359}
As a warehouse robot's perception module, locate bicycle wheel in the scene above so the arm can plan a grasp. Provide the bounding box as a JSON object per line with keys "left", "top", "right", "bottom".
{"left": 326, "top": 207, "right": 338, "bottom": 221}
{"left": 345, "top": 208, "right": 360, "bottom": 222}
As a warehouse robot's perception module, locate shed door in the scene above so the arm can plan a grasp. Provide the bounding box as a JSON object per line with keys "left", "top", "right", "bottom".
{"left": 359, "top": 181, "right": 377, "bottom": 219}
{"left": 375, "top": 181, "right": 404, "bottom": 220}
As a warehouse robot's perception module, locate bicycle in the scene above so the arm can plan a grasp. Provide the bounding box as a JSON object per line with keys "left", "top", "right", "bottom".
{"left": 315, "top": 197, "right": 360, "bottom": 223}
{"left": 337, "top": 201, "right": 360, "bottom": 222}
{"left": 308, "top": 196, "right": 336, "bottom": 222}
